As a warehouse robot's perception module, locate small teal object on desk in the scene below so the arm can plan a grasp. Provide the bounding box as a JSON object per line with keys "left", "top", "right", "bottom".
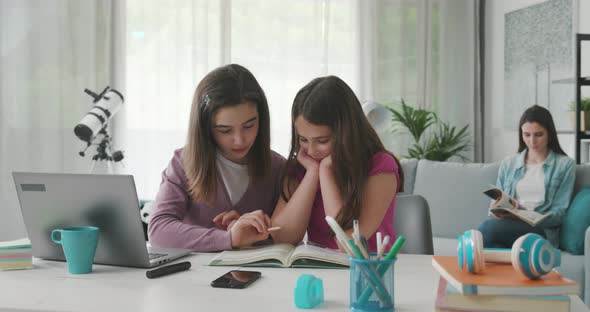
{"left": 294, "top": 274, "right": 324, "bottom": 309}
{"left": 51, "top": 226, "right": 99, "bottom": 274}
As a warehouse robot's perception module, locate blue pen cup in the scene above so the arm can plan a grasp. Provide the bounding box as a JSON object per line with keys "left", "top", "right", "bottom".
{"left": 349, "top": 256, "right": 396, "bottom": 312}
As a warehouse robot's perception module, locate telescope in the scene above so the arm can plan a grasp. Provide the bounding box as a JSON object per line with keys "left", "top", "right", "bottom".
{"left": 75, "top": 86, "right": 124, "bottom": 143}
{"left": 75, "top": 86, "right": 125, "bottom": 172}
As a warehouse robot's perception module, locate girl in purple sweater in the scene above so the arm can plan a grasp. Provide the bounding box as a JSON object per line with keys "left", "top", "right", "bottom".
{"left": 270, "top": 76, "right": 404, "bottom": 252}
{"left": 148, "top": 64, "right": 285, "bottom": 251}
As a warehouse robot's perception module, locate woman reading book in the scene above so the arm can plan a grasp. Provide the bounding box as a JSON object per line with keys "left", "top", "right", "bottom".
{"left": 148, "top": 64, "right": 285, "bottom": 251}
{"left": 477, "top": 105, "right": 575, "bottom": 248}
{"left": 269, "top": 76, "right": 404, "bottom": 253}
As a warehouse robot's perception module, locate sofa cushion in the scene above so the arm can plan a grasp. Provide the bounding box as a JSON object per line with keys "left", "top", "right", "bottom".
{"left": 413, "top": 160, "right": 500, "bottom": 238}
{"left": 400, "top": 158, "right": 418, "bottom": 194}
{"left": 561, "top": 188, "right": 590, "bottom": 255}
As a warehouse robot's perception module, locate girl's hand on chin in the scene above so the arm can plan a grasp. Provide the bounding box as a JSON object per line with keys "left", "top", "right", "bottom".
{"left": 296, "top": 147, "right": 320, "bottom": 171}
{"left": 320, "top": 155, "right": 333, "bottom": 169}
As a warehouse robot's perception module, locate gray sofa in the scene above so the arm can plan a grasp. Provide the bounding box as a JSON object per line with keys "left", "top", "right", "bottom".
{"left": 398, "top": 159, "right": 590, "bottom": 305}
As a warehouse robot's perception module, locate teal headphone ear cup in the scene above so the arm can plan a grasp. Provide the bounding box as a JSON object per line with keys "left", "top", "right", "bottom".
{"left": 458, "top": 234, "right": 464, "bottom": 269}
{"left": 457, "top": 230, "right": 485, "bottom": 273}
{"left": 471, "top": 230, "right": 485, "bottom": 273}
{"left": 511, "top": 233, "right": 558, "bottom": 279}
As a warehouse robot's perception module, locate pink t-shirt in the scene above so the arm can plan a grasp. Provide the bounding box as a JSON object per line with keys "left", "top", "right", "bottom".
{"left": 294, "top": 152, "right": 399, "bottom": 252}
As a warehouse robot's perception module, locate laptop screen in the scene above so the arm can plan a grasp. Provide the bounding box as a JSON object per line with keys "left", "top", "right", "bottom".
{"left": 12, "top": 172, "right": 151, "bottom": 268}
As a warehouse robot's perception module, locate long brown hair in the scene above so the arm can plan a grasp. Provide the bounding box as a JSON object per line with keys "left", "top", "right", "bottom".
{"left": 518, "top": 105, "right": 566, "bottom": 155}
{"left": 282, "top": 76, "right": 404, "bottom": 231}
{"left": 183, "top": 64, "right": 271, "bottom": 202}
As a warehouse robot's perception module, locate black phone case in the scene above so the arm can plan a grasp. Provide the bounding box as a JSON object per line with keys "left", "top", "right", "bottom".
{"left": 211, "top": 270, "right": 261, "bottom": 289}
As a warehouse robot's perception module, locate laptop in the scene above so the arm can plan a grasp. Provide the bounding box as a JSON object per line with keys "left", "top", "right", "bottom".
{"left": 12, "top": 172, "right": 191, "bottom": 268}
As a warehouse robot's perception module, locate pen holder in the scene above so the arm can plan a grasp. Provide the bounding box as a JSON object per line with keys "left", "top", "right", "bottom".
{"left": 349, "top": 256, "right": 396, "bottom": 312}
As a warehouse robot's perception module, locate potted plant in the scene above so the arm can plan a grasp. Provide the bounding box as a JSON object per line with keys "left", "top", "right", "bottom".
{"left": 384, "top": 99, "right": 471, "bottom": 161}
{"left": 568, "top": 97, "right": 590, "bottom": 131}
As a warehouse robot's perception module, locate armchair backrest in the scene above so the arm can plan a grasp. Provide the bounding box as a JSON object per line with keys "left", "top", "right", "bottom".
{"left": 394, "top": 194, "right": 434, "bottom": 255}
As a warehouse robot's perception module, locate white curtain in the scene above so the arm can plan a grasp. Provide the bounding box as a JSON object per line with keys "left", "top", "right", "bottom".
{"left": 124, "top": 0, "right": 370, "bottom": 200}
{"left": 0, "top": 0, "right": 113, "bottom": 240}
{"left": 428, "top": 0, "right": 482, "bottom": 161}
{"left": 123, "top": 0, "right": 482, "bottom": 200}
{"left": 372, "top": 0, "right": 483, "bottom": 161}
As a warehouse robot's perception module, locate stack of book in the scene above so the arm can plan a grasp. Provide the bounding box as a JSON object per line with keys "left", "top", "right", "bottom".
{"left": 0, "top": 238, "right": 33, "bottom": 270}
{"left": 432, "top": 256, "right": 579, "bottom": 312}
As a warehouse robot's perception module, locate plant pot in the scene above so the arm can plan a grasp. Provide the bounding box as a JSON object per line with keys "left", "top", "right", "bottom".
{"left": 568, "top": 111, "right": 590, "bottom": 131}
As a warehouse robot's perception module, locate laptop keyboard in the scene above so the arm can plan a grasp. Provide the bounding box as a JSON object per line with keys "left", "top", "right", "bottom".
{"left": 148, "top": 252, "right": 166, "bottom": 260}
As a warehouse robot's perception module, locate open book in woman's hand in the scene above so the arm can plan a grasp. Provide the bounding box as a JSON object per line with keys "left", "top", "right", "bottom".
{"left": 483, "top": 185, "right": 548, "bottom": 226}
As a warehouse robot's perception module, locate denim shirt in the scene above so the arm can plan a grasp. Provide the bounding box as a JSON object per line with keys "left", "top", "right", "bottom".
{"left": 496, "top": 149, "right": 575, "bottom": 247}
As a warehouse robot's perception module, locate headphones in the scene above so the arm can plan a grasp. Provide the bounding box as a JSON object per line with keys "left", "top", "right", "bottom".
{"left": 457, "top": 229, "right": 561, "bottom": 279}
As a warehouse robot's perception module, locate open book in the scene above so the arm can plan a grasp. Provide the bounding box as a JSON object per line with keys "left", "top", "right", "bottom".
{"left": 208, "top": 242, "right": 349, "bottom": 268}
{"left": 483, "top": 185, "right": 549, "bottom": 226}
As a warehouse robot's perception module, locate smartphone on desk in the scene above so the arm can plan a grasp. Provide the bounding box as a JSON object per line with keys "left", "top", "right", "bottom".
{"left": 211, "top": 270, "right": 261, "bottom": 289}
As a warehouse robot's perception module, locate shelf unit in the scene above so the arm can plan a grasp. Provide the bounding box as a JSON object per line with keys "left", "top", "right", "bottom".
{"left": 575, "top": 33, "right": 590, "bottom": 164}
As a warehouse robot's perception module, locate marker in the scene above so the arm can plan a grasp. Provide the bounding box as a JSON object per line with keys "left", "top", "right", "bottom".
{"left": 351, "top": 219, "right": 370, "bottom": 259}
{"left": 382, "top": 235, "right": 390, "bottom": 250}
{"left": 359, "top": 236, "right": 370, "bottom": 258}
{"left": 384, "top": 236, "right": 406, "bottom": 261}
{"left": 376, "top": 232, "right": 383, "bottom": 260}
{"left": 146, "top": 261, "right": 191, "bottom": 279}
{"left": 377, "top": 235, "right": 390, "bottom": 260}
{"left": 353, "top": 219, "right": 360, "bottom": 242}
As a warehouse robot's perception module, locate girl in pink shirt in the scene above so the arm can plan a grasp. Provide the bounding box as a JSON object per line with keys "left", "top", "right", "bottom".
{"left": 270, "top": 76, "right": 404, "bottom": 252}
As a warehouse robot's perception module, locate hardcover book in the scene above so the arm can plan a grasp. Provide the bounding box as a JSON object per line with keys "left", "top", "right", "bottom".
{"left": 434, "top": 276, "right": 570, "bottom": 312}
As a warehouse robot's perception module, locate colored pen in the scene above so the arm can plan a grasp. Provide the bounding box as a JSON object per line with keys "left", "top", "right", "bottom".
{"left": 377, "top": 235, "right": 390, "bottom": 260}
{"left": 384, "top": 236, "right": 406, "bottom": 261}
{"left": 382, "top": 235, "right": 390, "bottom": 250}
{"left": 146, "top": 261, "right": 191, "bottom": 279}
{"left": 359, "top": 236, "right": 370, "bottom": 257}
{"left": 376, "top": 232, "right": 383, "bottom": 260}
{"left": 358, "top": 236, "right": 406, "bottom": 303}
{"left": 352, "top": 219, "right": 369, "bottom": 259}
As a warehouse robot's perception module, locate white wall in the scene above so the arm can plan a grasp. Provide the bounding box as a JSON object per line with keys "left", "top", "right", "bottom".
{"left": 484, "top": 0, "right": 588, "bottom": 162}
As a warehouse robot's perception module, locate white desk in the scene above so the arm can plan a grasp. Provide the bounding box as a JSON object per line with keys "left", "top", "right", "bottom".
{"left": 0, "top": 254, "right": 587, "bottom": 312}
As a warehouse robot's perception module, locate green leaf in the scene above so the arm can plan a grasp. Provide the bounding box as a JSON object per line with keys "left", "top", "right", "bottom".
{"left": 385, "top": 99, "right": 437, "bottom": 142}
{"left": 568, "top": 97, "right": 590, "bottom": 111}
{"left": 379, "top": 98, "right": 471, "bottom": 162}
{"left": 429, "top": 123, "right": 471, "bottom": 161}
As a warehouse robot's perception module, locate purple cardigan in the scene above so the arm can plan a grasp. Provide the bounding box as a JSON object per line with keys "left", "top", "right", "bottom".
{"left": 148, "top": 148, "right": 286, "bottom": 251}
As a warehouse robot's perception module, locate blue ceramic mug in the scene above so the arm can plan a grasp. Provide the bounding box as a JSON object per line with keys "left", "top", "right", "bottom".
{"left": 51, "top": 226, "right": 99, "bottom": 274}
